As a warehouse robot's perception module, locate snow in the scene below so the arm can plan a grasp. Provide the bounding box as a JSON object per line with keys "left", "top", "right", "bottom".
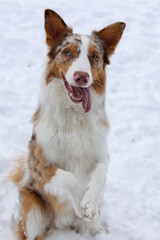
{"left": 0, "top": 0, "right": 160, "bottom": 239}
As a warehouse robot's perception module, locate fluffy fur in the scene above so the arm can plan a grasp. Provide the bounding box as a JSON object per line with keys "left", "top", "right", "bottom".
{"left": 10, "top": 9, "right": 125, "bottom": 239}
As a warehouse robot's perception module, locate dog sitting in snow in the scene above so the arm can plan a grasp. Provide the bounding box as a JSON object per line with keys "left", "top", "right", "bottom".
{"left": 11, "top": 9, "right": 125, "bottom": 239}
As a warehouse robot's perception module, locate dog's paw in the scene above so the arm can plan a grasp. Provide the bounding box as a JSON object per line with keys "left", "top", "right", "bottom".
{"left": 80, "top": 198, "right": 100, "bottom": 222}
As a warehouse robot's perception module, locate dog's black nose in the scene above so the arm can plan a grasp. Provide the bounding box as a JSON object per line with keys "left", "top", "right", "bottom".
{"left": 74, "top": 71, "right": 89, "bottom": 86}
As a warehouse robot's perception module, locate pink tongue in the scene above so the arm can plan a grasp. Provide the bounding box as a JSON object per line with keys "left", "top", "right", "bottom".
{"left": 80, "top": 88, "right": 91, "bottom": 113}
{"left": 71, "top": 86, "right": 91, "bottom": 113}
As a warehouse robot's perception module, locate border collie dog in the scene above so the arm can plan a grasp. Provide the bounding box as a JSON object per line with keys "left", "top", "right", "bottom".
{"left": 11, "top": 9, "right": 125, "bottom": 239}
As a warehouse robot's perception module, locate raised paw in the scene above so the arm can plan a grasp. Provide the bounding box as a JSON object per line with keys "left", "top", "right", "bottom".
{"left": 80, "top": 199, "right": 100, "bottom": 222}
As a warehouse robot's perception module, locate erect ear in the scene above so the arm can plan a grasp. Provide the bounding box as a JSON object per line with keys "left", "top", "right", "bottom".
{"left": 94, "top": 22, "right": 126, "bottom": 64}
{"left": 44, "top": 9, "right": 72, "bottom": 47}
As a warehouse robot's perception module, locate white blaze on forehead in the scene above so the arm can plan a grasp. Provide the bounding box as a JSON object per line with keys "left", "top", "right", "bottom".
{"left": 65, "top": 35, "right": 92, "bottom": 87}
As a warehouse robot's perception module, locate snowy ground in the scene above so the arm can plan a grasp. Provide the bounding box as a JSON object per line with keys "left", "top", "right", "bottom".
{"left": 0, "top": 0, "right": 160, "bottom": 239}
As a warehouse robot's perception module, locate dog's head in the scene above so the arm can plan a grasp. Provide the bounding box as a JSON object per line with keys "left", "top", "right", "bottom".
{"left": 45, "top": 9, "right": 125, "bottom": 113}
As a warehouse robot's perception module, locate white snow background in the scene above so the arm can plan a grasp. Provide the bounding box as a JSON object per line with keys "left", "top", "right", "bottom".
{"left": 0, "top": 0, "right": 160, "bottom": 239}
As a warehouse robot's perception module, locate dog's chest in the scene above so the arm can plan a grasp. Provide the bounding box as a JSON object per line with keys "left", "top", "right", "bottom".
{"left": 35, "top": 108, "right": 106, "bottom": 183}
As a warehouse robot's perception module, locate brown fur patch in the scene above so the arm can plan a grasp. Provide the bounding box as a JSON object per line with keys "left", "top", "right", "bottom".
{"left": 101, "top": 118, "right": 110, "bottom": 129}
{"left": 35, "top": 144, "right": 57, "bottom": 184}
{"left": 20, "top": 187, "right": 46, "bottom": 217}
{"left": 16, "top": 221, "right": 26, "bottom": 240}
{"left": 28, "top": 135, "right": 58, "bottom": 188}
{"left": 46, "top": 62, "right": 62, "bottom": 83}
{"left": 9, "top": 155, "right": 27, "bottom": 185}
{"left": 91, "top": 69, "right": 106, "bottom": 95}
{"left": 46, "top": 43, "right": 79, "bottom": 84}
{"left": 29, "top": 143, "right": 69, "bottom": 218}
{"left": 17, "top": 187, "right": 49, "bottom": 239}
{"left": 32, "top": 106, "right": 41, "bottom": 124}
{"left": 89, "top": 45, "right": 106, "bottom": 95}
{"left": 10, "top": 137, "right": 58, "bottom": 189}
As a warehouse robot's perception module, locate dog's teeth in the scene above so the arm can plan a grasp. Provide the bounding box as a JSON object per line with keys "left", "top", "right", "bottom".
{"left": 69, "top": 91, "right": 81, "bottom": 101}
{"left": 69, "top": 86, "right": 72, "bottom": 91}
{"left": 72, "top": 96, "right": 81, "bottom": 100}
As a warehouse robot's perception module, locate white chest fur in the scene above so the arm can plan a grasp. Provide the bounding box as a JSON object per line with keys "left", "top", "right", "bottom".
{"left": 35, "top": 78, "right": 108, "bottom": 185}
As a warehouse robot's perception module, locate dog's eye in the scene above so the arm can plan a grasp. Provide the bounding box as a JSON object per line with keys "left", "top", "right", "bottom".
{"left": 92, "top": 54, "right": 98, "bottom": 59}
{"left": 65, "top": 50, "right": 71, "bottom": 56}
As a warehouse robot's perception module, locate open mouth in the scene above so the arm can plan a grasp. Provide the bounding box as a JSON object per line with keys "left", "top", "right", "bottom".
{"left": 62, "top": 73, "right": 91, "bottom": 113}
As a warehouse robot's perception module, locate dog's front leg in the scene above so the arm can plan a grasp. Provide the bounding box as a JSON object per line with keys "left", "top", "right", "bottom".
{"left": 44, "top": 168, "right": 83, "bottom": 217}
{"left": 80, "top": 162, "right": 108, "bottom": 222}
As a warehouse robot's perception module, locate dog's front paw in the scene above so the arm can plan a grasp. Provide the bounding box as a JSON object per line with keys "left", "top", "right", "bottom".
{"left": 80, "top": 193, "right": 101, "bottom": 222}
{"left": 81, "top": 200, "right": 100, "bottom": 222}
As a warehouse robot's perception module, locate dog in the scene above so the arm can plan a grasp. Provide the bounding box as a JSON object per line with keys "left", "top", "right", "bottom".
{"left": 10, "top": 9, "right": 125, "bottom": 239}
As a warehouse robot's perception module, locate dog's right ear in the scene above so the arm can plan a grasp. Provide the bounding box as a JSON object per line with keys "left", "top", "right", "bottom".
{"left": 45, "top": 9, "right": 72, "bottom": 47}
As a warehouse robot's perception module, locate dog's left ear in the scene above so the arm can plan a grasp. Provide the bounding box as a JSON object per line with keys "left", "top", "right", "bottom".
{"left": 45, "top": 9, "right": 72, "bottom": 47}
{"left": 94, "top": 22, "right": 126, "bottom": 64}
